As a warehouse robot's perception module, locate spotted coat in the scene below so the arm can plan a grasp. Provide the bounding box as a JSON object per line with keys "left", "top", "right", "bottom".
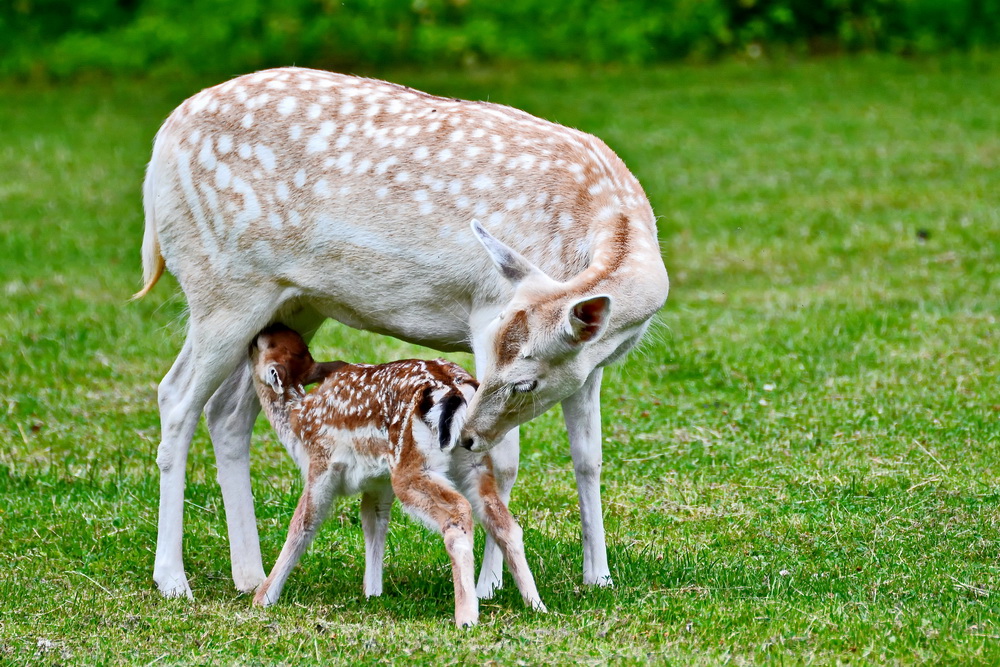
{"left": 248, "top": 324, "right": 545, "bottom": 627}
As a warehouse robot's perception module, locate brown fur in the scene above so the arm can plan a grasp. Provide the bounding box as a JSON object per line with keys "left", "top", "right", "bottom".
{"left": 249, "top": 325, "right": 545, "bottom": 625}
{"left": 494, "top": 310, "right": 531, "bottom": 366}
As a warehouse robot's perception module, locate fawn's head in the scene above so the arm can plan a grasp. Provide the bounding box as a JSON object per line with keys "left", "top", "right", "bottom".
{"left": 250, "top": 324, "right": 335, "bottom": 398}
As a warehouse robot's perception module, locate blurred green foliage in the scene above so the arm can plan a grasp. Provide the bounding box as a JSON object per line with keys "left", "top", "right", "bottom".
{"left": 3, "top": 0, "right": 1000, "bottom": 78}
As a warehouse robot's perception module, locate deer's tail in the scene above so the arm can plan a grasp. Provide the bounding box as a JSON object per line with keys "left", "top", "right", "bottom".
{"left": 131, "top": 132, "right": 167, "bottom": 301}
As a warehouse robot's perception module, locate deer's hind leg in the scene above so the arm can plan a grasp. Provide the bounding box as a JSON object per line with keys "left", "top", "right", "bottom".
{"left": 154, "top": 293, "right": 284, "bottom": 599}
{"left": 204, "top": 306, "right": 326, "bottom": 594}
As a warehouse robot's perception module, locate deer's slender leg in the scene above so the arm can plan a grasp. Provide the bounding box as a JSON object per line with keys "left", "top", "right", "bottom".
{"left": 204, "top": 309, "right": 326, "bottom": 594}
{"left": 563, "top": 367, "right": 612, "bottom": 587}
{"left": 393, "top": 456, "right": 478, "bottom": 627}
{"left": 473, "top": 429, "right": 519, "bottom": 599}
{"left": 453, "top": 450, "right": 545, "bottom": 612}
{"left": 154, "top": 302, "right": 278, "bottom": 599}
{"left": 254, "top": 463, "right": 334, "bottom": 607}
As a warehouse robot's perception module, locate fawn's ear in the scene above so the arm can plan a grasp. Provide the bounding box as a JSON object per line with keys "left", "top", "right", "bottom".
{"left": 303, "top": 361, "right": 348, "bottom": 386}
{"left": 265, "top": 364, "right": 287, "bottom": 394}
{"left": 436, "top": 393, "right": 467, "bottom": 450}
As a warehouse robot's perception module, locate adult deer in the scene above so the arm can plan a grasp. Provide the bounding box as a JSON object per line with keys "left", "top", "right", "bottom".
{"left": 135, "top": 67, "right": 669, "bottom": 600}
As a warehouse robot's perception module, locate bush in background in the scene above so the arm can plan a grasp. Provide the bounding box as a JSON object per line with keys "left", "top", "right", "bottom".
{"left": 3, "top": 0, "right": 1000, "bottom": 78}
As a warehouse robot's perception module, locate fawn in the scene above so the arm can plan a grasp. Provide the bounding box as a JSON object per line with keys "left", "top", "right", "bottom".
{"left": 249, "top": 324, "right": 546, "bottom": 626}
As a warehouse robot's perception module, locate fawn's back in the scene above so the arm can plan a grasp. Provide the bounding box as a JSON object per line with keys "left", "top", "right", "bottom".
{"left": 251, "top": 324, "right": 478, "bottom": 497}
{"left": 297, "top": 361, "right": 474, "bottom": 486}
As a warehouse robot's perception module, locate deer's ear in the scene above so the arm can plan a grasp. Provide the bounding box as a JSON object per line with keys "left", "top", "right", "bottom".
{"left": 470, "top": 219, "right": 548, "bottom": 287}
{"left": 567, "top": 295, "right": 612, "bottom": 344}
{"left": 265, "top": 364, "right": 287, "bottom": 394}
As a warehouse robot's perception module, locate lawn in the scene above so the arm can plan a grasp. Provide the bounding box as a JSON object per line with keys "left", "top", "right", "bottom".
{"left": 1, "top": 55, "right": 998, "bottom": 664}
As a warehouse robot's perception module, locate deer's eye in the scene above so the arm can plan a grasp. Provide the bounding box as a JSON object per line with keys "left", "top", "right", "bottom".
{"left": 512, "top": 380, "right": 538, "bottom": 394}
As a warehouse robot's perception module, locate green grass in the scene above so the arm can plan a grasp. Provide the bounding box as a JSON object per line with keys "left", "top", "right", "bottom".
{"left": 1, "top": 55, "right": 999, "bottom": 663}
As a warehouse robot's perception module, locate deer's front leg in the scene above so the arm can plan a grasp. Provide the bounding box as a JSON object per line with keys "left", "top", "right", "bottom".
{"left": 562, "top": 367, "right": 612, "bottom": 587}
{"left": 474, "top": 428, "right": 519, "bottom": 599}
{"left": 360, "top": 484, "right": 394, "bottom": 597}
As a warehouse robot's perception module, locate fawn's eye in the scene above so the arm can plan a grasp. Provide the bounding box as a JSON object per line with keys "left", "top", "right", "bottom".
{"left": 512, "top": 380, "right": 537, "bottom": 394}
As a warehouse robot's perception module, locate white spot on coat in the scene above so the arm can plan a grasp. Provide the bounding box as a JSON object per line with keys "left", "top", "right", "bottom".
{"left": 472, "top": 174, "right": 494, "bottom": 190}
{"left": 215, "top": 162, "right": 232, "bottom": 189}
{"left": 335, "top": 152, "right": 354, "bottom": 173}
{"left": 254, "top": 145, "right": 277, "bottom": 172}
{"left": 374, "top": 156, "right": 398, "bottom": 175}
{"left": 307, "top": 135, "right": 328, "bottom": 153}
{"left": 313, "top": 179, "right": 331, "bottom": 197}
{"left": 198, "top": 140, "right": 216, "bottom": 170}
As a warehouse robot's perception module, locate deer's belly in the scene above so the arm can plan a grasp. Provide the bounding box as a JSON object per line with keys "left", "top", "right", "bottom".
{"left": 255, "top": 218, "right": 490, "bottom": 350}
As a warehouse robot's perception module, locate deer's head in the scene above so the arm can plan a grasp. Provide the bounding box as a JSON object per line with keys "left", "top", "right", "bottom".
{"left": 460, "top": 219, "right": 665, "bottom": 451}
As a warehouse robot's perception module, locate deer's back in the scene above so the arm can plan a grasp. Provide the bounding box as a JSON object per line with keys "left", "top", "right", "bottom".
{"left": 149, "top": 68, "right": 652, "bottom": 306}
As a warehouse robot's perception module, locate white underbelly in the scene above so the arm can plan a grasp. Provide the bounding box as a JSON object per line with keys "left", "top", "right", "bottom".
{"left": 321, "top": 447, "right": 392, "bottom": 498}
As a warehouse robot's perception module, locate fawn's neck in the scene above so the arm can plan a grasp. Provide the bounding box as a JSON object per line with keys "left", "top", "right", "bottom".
{"left": 258, "top": 386, "right": 312, "bottom": 473}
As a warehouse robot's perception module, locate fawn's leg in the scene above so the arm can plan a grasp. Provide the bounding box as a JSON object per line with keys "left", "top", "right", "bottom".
{"left": 204, "top": 308, "right": 326, "bottom": 595}
{"left": 392, "top": 462, "right": 477, "bottom": 627}
{"left": 254, "top": 464, "right": 333, "bottom": 607}
{"left": 360, "top": 484, "right": 395, "bottom": 597}
{"left": 454, "top": 450, "right": 546, "bottom": 612}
